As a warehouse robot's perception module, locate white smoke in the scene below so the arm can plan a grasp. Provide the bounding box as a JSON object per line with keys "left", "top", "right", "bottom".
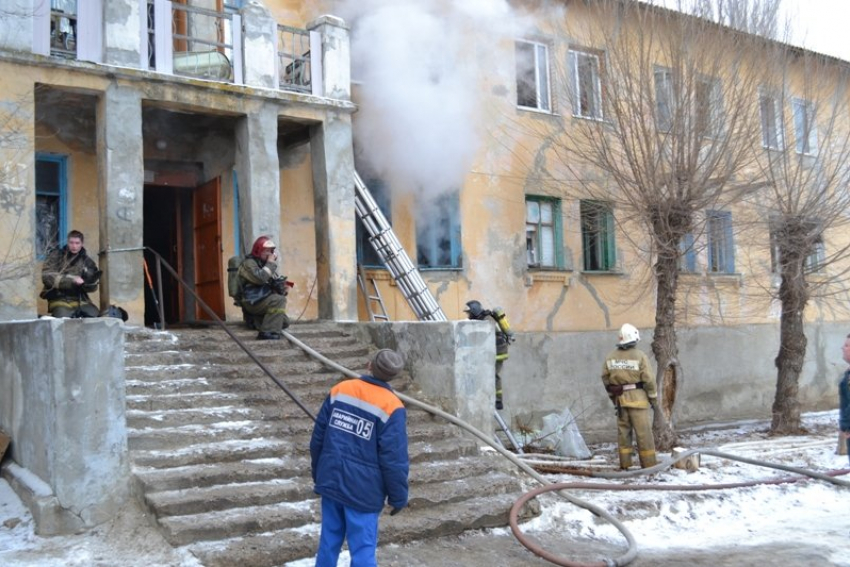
{"left": 335, "top": 0, "right": 524, "bottom": 201}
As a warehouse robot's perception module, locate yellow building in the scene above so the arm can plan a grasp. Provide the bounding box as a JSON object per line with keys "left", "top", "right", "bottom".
{"left": 0, "top": 0, "right": 848, "bottom": 426}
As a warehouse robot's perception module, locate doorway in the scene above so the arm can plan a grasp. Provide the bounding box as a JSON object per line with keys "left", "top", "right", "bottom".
{"left": 143, "top": 178, "right": 225, "bottom": 327}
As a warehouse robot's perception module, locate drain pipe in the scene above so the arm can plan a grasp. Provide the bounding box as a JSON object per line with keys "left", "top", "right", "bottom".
{"left": 282, "top": 330, "right": 638, "bottom": 567}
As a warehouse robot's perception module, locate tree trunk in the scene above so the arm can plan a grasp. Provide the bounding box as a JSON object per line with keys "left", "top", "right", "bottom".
{"left": 651, "top": 251, "right": 680, "bottom": 451}
{"left": 771, "top": 249, "right": 808, "bottom": 435}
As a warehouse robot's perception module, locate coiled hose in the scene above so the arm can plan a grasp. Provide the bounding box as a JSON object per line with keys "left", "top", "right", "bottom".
{"left": 282, "top": 330, "right": 850, "bottom": 567}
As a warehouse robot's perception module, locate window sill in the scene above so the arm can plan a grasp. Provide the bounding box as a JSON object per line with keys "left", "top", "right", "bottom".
{"left": 524, "top": 270, "right": 571, "bottom": 287}
{"left": 517, "top": 105, "right": 556, "bottom": 116}
{"left": 572, "top": 114, "right": 605, "bottom": 122}
{"left": 580, "top": 270, "right": 623, "bottom": 276}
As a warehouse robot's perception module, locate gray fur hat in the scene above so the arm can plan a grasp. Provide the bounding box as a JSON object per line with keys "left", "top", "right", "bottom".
{"left": 371, "top": 349, "right": 404, "bottom": 381}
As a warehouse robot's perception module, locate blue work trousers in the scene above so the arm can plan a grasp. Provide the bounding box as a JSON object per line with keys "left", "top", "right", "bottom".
{"left": 315, "top": 496, "right": 380, "bottom": 567}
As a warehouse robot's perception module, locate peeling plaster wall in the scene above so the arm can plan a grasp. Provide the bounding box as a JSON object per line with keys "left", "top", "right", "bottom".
{"left": 0, "top": 319, "right": 128, "bottom": 534}
{"left": 500, "top": 321, "right": 844, "bottom": 442}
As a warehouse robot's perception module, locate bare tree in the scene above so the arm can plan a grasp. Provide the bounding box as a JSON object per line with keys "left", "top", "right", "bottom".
{"left": 745, "top": 49, "right": 850, "bottom": 434}
{"left": 513, "top": 0, "right": 780, "bottom": 449}
{"left": 0, "top": 87, "right": 37, "bottom": 321}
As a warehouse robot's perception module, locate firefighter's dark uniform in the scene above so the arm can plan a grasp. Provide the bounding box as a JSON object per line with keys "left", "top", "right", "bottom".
{"left": 236, "top": 256, "right": 289, "bottom": 335}
{"left": 601, "top": 345, "right": 658, "bottom": 468}
{"left": 40, "top": 245, "right": 100, "bottom": 318}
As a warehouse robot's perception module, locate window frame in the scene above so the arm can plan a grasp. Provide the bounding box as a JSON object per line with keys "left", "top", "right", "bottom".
{"left": 580, "top": 200, "right": 616, "bottom": 272}
{"left": 515, "top": 39, "right": 551, "bottom": 113}
{"left": 706, "top": 210, "right": 735, "bottom": 274}
{"left": 569, "top": 48, "right": 603, "bottom": 120}
{"left": 356, "top": 178, "right": 392, "bottom": 269}
{"left": 792, "top": 97, "right": 818, "bottom": 156}
{"left": 759, "top": 90, "right": 784, "bottom": 150}
{"left": 35, "top": 153, "right": 69, "bottom": 259}
{"left": 525, "top": 195, "right": 563, "bottom": 270}
{"left": 695, "top": 74, "right": 723, "bottom": 138}
{"left": 654, "top": 66, "right": 674, "bottom": 131}
{"left": 416, "top": 191, "right": 462, "bottom": 270}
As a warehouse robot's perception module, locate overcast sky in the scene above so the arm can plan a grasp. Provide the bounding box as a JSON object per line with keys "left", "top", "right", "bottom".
{"left": 782, "top": 0, "right": 850, "bottom": 61}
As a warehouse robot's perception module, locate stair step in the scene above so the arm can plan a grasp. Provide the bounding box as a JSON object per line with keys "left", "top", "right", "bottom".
{"left": 186, "top": 492, "right": 536, "bottom": 567}
{"left": 133, "top": 457, "right": 310, "bottom": 492}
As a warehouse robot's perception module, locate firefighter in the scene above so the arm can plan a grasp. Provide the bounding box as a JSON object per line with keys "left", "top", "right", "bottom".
{"left": 601, "top": 323, "right": 658, "bottom": 469}
{"left": 236, "top": 236, "right": 290, "bottom": 340}
{"left": 40, "top": 229, "right": 101, "bottom": 318}
{"left": 464, "top": 300, "right": 514, "bottom": 410}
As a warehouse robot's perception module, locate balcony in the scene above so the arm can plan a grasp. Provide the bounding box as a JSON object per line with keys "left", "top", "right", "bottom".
{"left": 30, "top": 1, "right": 333, "bottom": 98}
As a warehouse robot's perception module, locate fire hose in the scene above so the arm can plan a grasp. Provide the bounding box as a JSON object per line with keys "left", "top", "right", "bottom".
{"left": 282, "top": 330, "right": 850, "bottom": 567}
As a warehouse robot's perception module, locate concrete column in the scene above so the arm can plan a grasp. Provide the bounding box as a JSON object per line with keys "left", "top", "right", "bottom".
{"left": 310, "top": 112, "right": 357, "bottom": 321}
{"left": 97, "top": 85, "right": 145, "bottom": 323}
{"left": 0, "top": 80, "right": 36, "bottom": 321}
{"left": 234, "top": 103, "right": 281, "bottom": 251}
{"left": 341, "top": 321, "right": 495, "bottom": 441}
{"left": 307, "top": 15, "right": 351, "bottom": 100}
{"left": 241, "top": 1, "right": 277, "bottom": 89}
{"left": 0, "top": 319, "right": 129, "bottom": 534}
{"left": 103, "top": 0, "right": 143, "bottom": 67}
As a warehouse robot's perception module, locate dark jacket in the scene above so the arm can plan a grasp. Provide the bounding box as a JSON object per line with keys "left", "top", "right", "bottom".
{"left": 840, "top": 370, "right": 850, "bottom": 433}
{"left": 310, "top": 375, "right": 409, "bottom": 513}
{"left": 40, "top": 245, "right": 99, "bottom": 302}
{"left": 236, "top": 255, "right": 282, "bottom": 305}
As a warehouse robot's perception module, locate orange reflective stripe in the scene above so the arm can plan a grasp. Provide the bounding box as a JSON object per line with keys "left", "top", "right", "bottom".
{"left": 330, "top": 379, "right": 403, "bottom": 421}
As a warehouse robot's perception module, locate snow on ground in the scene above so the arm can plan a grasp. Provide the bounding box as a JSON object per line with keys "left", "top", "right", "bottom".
{"left": 1, "top": 411, "right": 848, "bottom": 566}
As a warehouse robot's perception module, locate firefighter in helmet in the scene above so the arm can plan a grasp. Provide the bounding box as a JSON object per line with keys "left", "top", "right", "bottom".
{"left": 601, "top": 323, "right": 658, "bottom": 469}
{"left": 464, "top": 300, "right": 514, "bottom": 410}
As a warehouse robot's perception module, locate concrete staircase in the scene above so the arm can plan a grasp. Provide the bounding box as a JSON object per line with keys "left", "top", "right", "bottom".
{"left": 124, "top": 322, "right": 535, "bottom": 566}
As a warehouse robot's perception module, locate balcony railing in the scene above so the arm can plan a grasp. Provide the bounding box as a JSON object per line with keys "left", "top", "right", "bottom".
{"left": 147, "top": 0, "right": 243, "bottom": 84}
{"left": 277, "top": 24, "right": 312, "bottom": 93}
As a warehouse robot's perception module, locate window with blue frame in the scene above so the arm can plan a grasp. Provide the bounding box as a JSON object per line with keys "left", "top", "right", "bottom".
{"left": 679, "top": 233, "right": 697, "bottom": 272}
{"left": 35, "top": 154, "right": 68, "bottom": 258}
{"left": 580, "top": 200, "right": 616, "bottom": 271}
{"left": 526, "top": 196, "right": 563, "bottom": 269}
{"left": 417, "top": 192, "right": 462, "bottom": 269}
{"left": 707, "top": 210, "right": 734, "bottom": 273}
{"left": 356, "top": 179, "right": 391, "bottom": 268}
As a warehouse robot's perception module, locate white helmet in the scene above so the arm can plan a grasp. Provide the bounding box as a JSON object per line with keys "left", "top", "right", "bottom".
{"left": 618, "top": 323, "right": 640, "bottom": 346}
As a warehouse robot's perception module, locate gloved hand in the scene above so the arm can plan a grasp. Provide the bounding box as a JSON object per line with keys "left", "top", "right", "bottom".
{"left": 389, "top": 507, "right": 403, "bottom": 516}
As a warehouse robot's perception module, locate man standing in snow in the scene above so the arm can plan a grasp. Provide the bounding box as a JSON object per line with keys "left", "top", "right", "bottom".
{"left": 840, "top": 334, "right": 850, "bottom": 463}
{"left": 310, "top": 349, "right": 409, "bottom": 567}
{"left": 601, "top": 323, "right": 658, "bottom": 469}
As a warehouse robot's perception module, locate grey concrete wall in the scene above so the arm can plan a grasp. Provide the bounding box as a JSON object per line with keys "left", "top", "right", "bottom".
{"left": 241, "top": 1, "right": 277, "bottom": 89}
{"left": 307, "top": 15, "right": 351, "bottom": 101}
{"left": 97, "top": 85, "right": 145, "bottom": 323}
{"left": 103, "top": 0, "right": 143, "bottom": 67}
{"left": 311, "top": 111, "right": 357, "bottom": 321}
{"left": 501, "top": 322, "right": 845, "bottom": 442}
{"left": 0, "top": 318, "right": 129, "bottom": 534}
{"left": 340, "top": 321, "right": 495, "bottom": 439}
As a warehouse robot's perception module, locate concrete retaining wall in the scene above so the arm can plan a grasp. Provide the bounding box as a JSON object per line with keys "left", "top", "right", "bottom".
{"left": 0, "top": 318, "right": 128, "bottom": 534}
{"left": 345, "top": 320, "right": 842, "bottom": 446}
{"left": 502, "top": 322, "right": 844, "bottom": 442}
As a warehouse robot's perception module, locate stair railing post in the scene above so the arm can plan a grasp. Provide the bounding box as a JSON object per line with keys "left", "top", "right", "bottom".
{"left": 155, "top": 255, "right": 166, "bottom": 330}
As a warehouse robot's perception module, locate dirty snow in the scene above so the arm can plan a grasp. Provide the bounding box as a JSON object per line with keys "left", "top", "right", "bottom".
{"left": 1, "top": 411, "right": 848, "bottom": 566}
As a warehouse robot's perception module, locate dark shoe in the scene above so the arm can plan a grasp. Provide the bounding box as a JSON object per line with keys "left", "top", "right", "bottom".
{"left": 257, "top": 331, "right": 281, "bottom": 340}
{"left": 495, "top": 400, "right": 504, "bottom": 410}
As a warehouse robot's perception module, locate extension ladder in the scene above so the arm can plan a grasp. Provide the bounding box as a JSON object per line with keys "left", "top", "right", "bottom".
{"left": 357, "top": 263, "right": 390, "bottom": 322}
{"left": 354, "top": 172, "right": 447, "bottom": 321}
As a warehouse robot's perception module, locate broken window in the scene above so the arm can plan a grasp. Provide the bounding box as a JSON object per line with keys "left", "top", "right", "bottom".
{"left": 526, "top": 196, "right": 562, "bottom": 269}
{"left": 35, "top": 154, "right": 67, "bottom": 258}
{"left": 516, "top": 40, "right": 551, "bottom": 112}
{"left": 707, "top": 210, "right": 734, "bottom": 273}
{"left": 580, "top": 200, "right": 616, "bottom": 271}
{"left": 793, "top": 98, "right": 818, "bottom": 156}
{"left": 356, "top": 179, "right": 391, "bottom": 268}
{"left": 569, "top": 49, "right": 603, "bottom": 119}
{"left": 417, "top": 192, "right": 461, "bottom": 269}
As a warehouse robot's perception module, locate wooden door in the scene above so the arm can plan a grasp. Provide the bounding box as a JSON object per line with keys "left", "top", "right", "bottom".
{"left": 193, "top": 177, "right": 224, "bottom": 320}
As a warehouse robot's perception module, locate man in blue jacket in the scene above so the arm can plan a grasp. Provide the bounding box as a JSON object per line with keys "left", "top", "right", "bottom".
{"left": 310, "top": 348, "right": 409, "bottom": 567}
